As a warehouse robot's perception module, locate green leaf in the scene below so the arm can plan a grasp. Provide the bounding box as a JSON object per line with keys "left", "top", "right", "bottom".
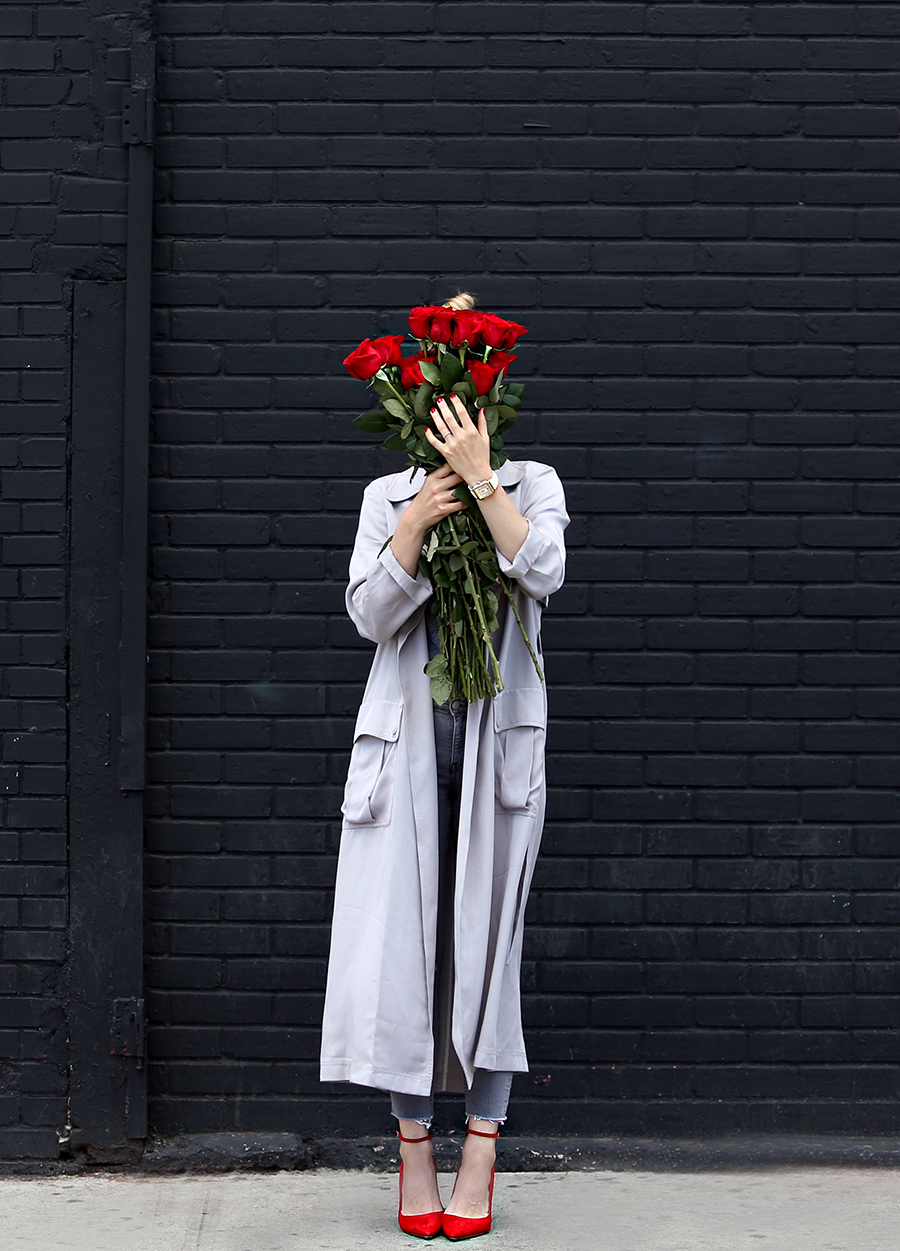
{"left": 383, "top": 432, "right": 407, "bottom": 451}
{"left": 413, "top": 383, "right": 434, "bottom": 417}
{"left": 401, "top": 419, "right": 414, "bottom": 438}
{"left": 498, "top": 402, "right": 519, "bottom": 419}
{"left": 383, "top": 397, "right": 409, "bottom": 419}
{"left": 371, "top": 378, "right": 393, "bottom": 396}
{"left": 452, "top": 484, "right": 474, "bottom": 506}
{"left": 484, "top": 405, "right": 499, "bottom": 436}
{"left": 353, "top": 410, "right": 389, "bottom": 433}
{"left": 419, "top": 360, "right": 441, "bottom": 386}
{"left": 505, "top": 382, "right": 525, "bottom": 399}
{"left": 425, "top": 529, "right": 440, "bottom": 561}
{"left": 425, "top": 653, "right": 453, "bottom": 705}
{"left": 488, "top": 380, "right": 502, "bottom": 404}
{"left": 441, "top": 353, "right": 463, "bottom": 390}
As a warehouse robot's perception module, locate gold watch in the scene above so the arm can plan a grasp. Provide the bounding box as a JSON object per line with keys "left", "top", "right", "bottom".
{"left": 469, "top": 471, "right": 499, "bottom": 500}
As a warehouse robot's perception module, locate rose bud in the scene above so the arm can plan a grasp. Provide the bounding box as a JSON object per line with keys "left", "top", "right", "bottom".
{"left": 343, "top": 335, "right": 405, "bottom": 380}
{"left": 485, "top": 349, "right": 517, "bottom": 377}
{"left": 409, "top": 305, "right": 455, "bottom": 344}
{"left": 399, "top": 354, "right": 435, "bottom": 389}
{"left": 408, "top": 304, "right": 443, "bottom": 339}
{"left": 467, "top": 359, "right": 499, "bottom": 396}
{"left": 480, "top": 313, "right": 528, "bottom": 351}
{"left": 449, "top": 310, "right": 484, "bottom": 349}
{"left": 408, "top": 305, "right": 454, "bottom": 344}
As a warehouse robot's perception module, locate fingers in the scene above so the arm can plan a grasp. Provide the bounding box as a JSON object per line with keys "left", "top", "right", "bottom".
{"left": 450, "top": 393, "right": 474, "bottom": 427}
{"left": 430, "top": 394, "right": 474, "bottom": 439}
{"left": 429, "top": 405, "right": 451, "bottom": 439}
{"left": 433, "top": 393, "right": 467, "bottom": 424}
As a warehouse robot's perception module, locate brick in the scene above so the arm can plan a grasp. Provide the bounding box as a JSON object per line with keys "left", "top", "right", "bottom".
{"left": 5, "top": 0, "right": 900, "bottom": 1145}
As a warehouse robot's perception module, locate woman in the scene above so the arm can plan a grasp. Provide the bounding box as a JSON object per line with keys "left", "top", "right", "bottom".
{"left": 320, "top": 293, "right": 569, "bottom": 1239}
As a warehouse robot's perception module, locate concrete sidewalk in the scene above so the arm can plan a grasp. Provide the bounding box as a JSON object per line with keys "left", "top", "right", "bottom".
{"left": 2, "top": 1167, "right": 899, "bottom": 1251}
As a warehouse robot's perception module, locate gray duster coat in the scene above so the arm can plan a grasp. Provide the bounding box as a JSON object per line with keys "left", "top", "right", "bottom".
{"left": 319, "top": 459, "right": 569, "bottom": 1096}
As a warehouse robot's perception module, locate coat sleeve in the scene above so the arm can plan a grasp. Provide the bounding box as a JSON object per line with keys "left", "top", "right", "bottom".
{"left": 496, "top": 463, "right": 569, "bottom": 601}
{"left": 346, "top": 481, "right": 433, "bottom": 644}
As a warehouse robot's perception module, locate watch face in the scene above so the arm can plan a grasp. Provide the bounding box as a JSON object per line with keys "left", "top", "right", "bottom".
{"left": 472, "top": 482, "right": 493, "bottom": 499}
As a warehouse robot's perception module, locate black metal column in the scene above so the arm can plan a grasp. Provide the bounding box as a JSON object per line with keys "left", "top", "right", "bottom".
{"left": 66, "top": 38, "right": 154, "bottom": 1159}
{"left": 68, "top": 282, "right": 147, "bottom": 1158}
{"left": 120, "top": 36, "right": 156, "bottom": 791}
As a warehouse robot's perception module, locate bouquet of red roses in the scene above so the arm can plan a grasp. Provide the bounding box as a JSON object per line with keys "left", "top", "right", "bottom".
{"left": 343, "top": 301, "right": 542, "bottom": 702}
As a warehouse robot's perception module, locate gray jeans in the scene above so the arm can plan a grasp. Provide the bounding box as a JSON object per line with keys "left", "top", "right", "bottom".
{"left": 390, "top": 696, "right": 514, "bottom": 1126}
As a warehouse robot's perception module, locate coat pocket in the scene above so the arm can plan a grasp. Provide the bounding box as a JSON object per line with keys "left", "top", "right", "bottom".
{"left": 492, "top": 688, "right": 546, "bottom": 815}
{"left": 341, "top": 699, "right": 403, "bottom": 827}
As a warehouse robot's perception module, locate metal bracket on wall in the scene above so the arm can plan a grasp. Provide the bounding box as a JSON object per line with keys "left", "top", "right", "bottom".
{"left": 122, "top": 85, "right": 154, "bottom": 146}
{"left": 111, "top": 998, "right": 146, "bottom": 1069}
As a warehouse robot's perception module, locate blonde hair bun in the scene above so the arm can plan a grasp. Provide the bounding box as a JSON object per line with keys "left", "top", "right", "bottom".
{"left": 442, "top": 291, "right": 476, "bottom": 311}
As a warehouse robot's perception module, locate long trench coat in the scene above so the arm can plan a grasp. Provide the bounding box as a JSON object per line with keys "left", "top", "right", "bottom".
{"left": 319, "top": 458, "right": 569, "bottom": 1096}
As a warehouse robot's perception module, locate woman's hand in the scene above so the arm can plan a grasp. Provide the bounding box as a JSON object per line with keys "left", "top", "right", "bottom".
{"left": 426, "top": 393, "right": 530, "bottom": 562}
{"left": 390, "top": 463, "right": 467, "bottom": 577}
{"left": 425, "top": 394, "right": 493, "bottom": 486}
{"left": 403, "top": 462, "right": 467, "bottom": 534}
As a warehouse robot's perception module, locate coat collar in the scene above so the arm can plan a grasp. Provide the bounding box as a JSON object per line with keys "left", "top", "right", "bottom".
{"left": 384, "top": 459, "right": 527, "bottom": 502}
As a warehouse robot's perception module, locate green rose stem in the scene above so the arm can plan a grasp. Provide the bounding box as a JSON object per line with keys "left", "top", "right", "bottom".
{"left": 461, "top": 502, "right": 544, "bottom": 683}
{"left": 374, "top": 369, "right": 411, "bottom": 409}
{"left": 446, "top": 514, "right": 504, "bottom": 694}
{"left": 435, "top": 579, "right": 483, "bottom": 700}
{"left": 499, "top": 576, "right": 544, "bottom": 682}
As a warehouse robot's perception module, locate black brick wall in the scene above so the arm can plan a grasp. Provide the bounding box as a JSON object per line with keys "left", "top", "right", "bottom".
{"left": 0, "top": 2, "right": 146, "bottom": 1158}
{"left": 145, "top": 2, "right": 900, "bottom": 1138}
{"left": 5, "top": 1, "right": 900, "bottom": 1153}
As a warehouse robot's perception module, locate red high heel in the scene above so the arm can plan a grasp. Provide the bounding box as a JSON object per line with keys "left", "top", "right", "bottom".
{"left": 397, "top": 1130, "right": 443, "bottom": 1239}
{"left": 442, "top": 1126, "right": 499, "bottom": 1241}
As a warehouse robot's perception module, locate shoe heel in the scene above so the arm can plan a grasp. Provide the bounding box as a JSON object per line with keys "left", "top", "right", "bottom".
{"left": 397, "top": 1131, "right": 443, "bottom": 1240}
{"left": 441, "top": 1127, "right": 499, "bottom": 1241}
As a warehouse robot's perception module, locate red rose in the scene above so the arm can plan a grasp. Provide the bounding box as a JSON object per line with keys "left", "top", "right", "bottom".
{"left": 468, "top": 350, "right": 518, "bottom": 397}
{"left": 486, "top": 349, "right": 517, "bottom": 377}
{"left": 467, "top": 359, "right": 495, "bottom": 396}
{"left": 408, "top": 304, "right": 454, "bottom": 344}
{"left": 343, "top": 335, "right": 405, "bottom": 380}
{"left": 408, "top": 305, "right": 442, "bottom": 338}
{"left": 480, "top": 313, "right": 528, "bottom": 351}
{"left": 449, "top": 310, "right": 484, "bottom": 349}
{"left": 467, "top": 359, "right": 499, "bottom": 396}
{"left": 399, "top": 353, "right": 435, "bottom": 390}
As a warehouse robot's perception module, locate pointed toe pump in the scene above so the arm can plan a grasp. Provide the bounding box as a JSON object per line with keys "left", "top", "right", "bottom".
{"left": 441, "top": 1126, "right": 500, "bottom": 1242}
{"left": 397, "top": 1130, "right": 444, "bottom": 1239}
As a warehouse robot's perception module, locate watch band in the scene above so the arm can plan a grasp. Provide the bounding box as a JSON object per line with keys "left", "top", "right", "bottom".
{"left": 468, "top": 471, "right": 499, "bottom": 500}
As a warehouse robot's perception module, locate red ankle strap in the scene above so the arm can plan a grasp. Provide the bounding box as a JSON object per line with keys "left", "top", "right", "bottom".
{"left": 397, "top": 1130, "right": 433, "bottom": 1143}
{"left": 466, "top": 1127, "right": 500, "bottom": 1138}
